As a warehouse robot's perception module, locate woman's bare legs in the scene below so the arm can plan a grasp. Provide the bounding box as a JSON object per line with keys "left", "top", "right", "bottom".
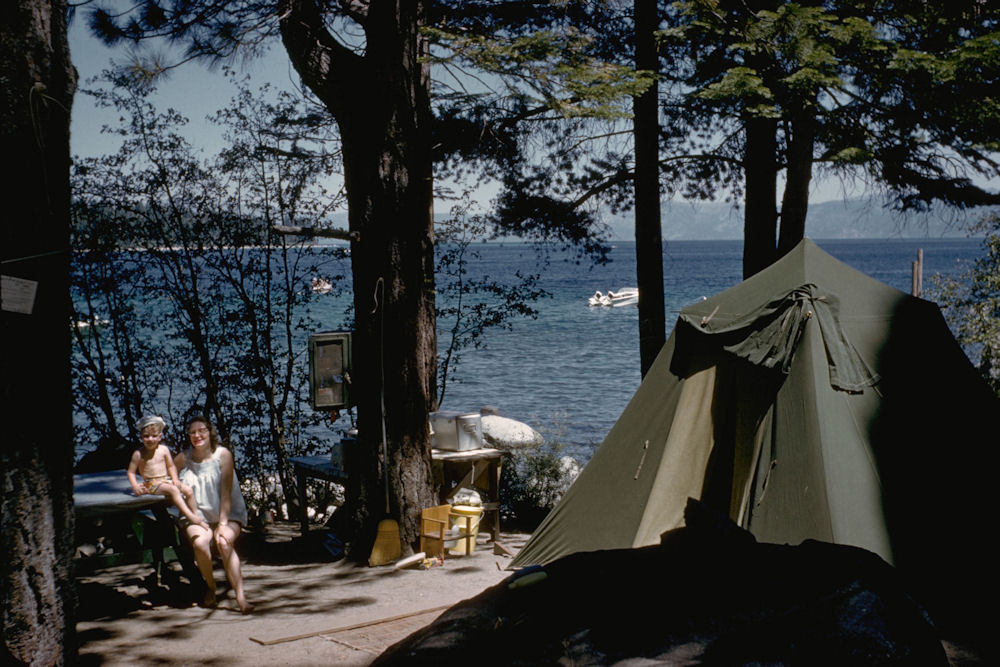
{"left": 185, "top": 522, "right": 217, "bottom": 607}
{"left": 216, "top": 523, "right": 251, "bottom": 614}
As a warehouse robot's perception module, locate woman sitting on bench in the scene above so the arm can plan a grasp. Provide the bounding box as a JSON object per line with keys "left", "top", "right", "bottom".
{"left": 174, "top": 414, "right": 252, "bottom": 614}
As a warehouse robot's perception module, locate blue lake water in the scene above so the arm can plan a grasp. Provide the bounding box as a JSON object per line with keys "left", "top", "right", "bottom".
{"left": 419, "top": 238, "right": 980, "bottom": 461}
{"left": 73, "top": 237, "right": 982, "bottom": 464}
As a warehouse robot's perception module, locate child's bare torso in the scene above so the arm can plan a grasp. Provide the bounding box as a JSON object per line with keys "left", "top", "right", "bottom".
{"left": 138, "top": 446, "right": 170, "bottom": 483}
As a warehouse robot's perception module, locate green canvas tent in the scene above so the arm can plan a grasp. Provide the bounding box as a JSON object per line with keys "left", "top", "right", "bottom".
{"left": 510, "top": 238, "right": 997, "bottom": 613}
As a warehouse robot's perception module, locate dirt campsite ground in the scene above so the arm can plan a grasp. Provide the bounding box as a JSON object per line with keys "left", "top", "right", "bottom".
{"left": 75, "top": 520, "right": 987, "bottom": 666}
{"left": 75, "top": 521, "right": 529, "bottom": 666}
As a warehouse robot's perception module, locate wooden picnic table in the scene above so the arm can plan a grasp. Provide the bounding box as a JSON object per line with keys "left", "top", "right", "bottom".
{"left": 74, "top": 469, "right": 169, "bottom": 517}
{"left": 73, "top": 470, "right": 192, "bottom": 577}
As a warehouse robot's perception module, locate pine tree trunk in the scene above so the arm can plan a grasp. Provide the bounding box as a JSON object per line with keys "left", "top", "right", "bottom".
{"left": 1, "top": 1, "right": 77, "bottom": 663}
{"left": 633, "top": 0, "right": 666, "bottom": 377}
{"left": 778, "top": 110, "right": 815, "bottom": 256}
{"left": 280, "top": 0, "right": 438, "bottom": 558}
{"left": 743, "top": 116, "right": 778, "bottom": 278}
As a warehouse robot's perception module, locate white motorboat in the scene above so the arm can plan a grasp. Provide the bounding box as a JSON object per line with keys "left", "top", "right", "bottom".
{"left": 73, "top": 315, "right": 110, "bottom": 332}
{"left": 311, "top": 277, "right": 333, "bottom": 294}
{"left": 588, "top": 291, "right": 611, "bottom": 307}
{"left": 589, "top": 287, "right": 638, "bottom": 307}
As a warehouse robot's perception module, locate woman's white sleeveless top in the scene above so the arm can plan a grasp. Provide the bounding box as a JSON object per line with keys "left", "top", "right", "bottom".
{"left": 179, "top": 446, "right": 248, "bottom": 526}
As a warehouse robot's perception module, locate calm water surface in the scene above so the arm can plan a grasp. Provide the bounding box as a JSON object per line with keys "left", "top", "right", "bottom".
{"left": 73, "top": 238, "right": 981, "bottom": 463}
{"left": 431, "top": 238, "right": 980, "bottom": 460}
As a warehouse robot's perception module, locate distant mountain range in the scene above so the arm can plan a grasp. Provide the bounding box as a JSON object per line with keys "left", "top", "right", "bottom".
{"left": 600, "top": 199, "right": 996, "bottom": 241}
{"left": 326, "top": 198, "right": 993, "bottom": 242}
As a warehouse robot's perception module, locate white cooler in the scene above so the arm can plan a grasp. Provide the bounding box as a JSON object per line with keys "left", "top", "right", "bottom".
{"left": 430, "top": 411, "right": 483, "bottom": 451}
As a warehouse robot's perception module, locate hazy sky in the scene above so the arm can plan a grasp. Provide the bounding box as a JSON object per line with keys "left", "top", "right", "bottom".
{"left": 68, "top": 16, "right": 299, "bottom": 161}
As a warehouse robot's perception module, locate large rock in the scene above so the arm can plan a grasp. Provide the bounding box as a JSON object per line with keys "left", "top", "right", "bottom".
{"left": 373, "top": 499, "right": 948, "bottom": 666}
{"left": 480, "top": 414, "right": 543, "bottom": 449}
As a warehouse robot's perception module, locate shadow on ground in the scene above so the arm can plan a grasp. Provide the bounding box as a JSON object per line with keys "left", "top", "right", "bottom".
{"left": 75, "top": 521, "right": 529, "bottom": 667}
{"left": 75, "top": 521, "right": 350, "bottom": 619}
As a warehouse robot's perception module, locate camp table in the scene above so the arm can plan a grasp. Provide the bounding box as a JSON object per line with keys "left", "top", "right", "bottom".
{"left": 73, "top": 469, "right": 191, "bottom": 577}
{"left": 289, "top": 447, "right": 503, "bottom": 545}
{"left": 431, "top": 447, "right": 503, "bottom": 545}
{"left": 289, "top": 455, "right": 349, "bottom": 535}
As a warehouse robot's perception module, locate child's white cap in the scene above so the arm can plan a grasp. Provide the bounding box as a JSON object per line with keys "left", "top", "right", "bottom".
{"left": 137, "top": 415, "right": 166, "bottom": 431}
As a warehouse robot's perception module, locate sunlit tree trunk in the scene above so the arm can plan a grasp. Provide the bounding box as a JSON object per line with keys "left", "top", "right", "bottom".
{"left": 1, "top": 0, "right": 77, "bottom": 662}
{"left": 280, "top": 0, "right": 438, "bottom": 557}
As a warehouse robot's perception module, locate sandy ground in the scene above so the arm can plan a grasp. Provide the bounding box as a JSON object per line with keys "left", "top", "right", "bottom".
{"left": 75, "top": 521, "right": 527, "bottom": 666}
{"left": 74, "top": 521, "right": 988, "bottom": 666}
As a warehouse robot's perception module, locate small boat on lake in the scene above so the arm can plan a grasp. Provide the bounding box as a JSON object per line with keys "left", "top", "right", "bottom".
{"left": 72, "top": 315, "right": 111, "bottom": 333}
{"left": 588, "top": 287, "right": 638, "bottom": 308}
{"left": 311, "top": 277, "right": 333, "bottom": 294}
{"left": 588, "top": 291, "right": 611, "bottom": 307}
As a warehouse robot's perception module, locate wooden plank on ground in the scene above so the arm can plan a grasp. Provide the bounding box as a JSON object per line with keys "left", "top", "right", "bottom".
{"left": 248, "top": 605, "right": 450, "bottom": 646}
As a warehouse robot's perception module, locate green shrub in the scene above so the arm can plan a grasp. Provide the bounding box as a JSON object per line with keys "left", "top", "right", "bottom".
{"left": 929, "top": 212, "right": 1000, "bottom": 397}
{"left": 500, "top": 441, "right": 580, "bottom": 531}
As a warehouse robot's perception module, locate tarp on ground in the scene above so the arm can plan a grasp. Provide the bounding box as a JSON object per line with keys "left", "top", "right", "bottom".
{"left": 510, "top": 238, "right": 998, "bottom": 614}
